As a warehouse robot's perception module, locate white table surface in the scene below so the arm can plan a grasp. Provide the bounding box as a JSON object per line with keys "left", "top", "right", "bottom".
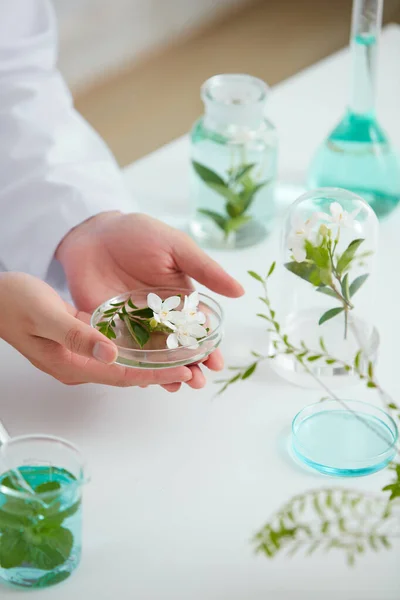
{"left": 2, "top": 24, "right": 400, "bottom": 600}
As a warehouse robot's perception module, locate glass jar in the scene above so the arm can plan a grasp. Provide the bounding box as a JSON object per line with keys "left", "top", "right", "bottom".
{"left": 0, "top": 435, "right": 86, "bottom": 589}
{"left": 270, "top": 187, "right": 379, "bottom": 388}
{"left": 189, "top": 74, "right": 278, "bottom": 249}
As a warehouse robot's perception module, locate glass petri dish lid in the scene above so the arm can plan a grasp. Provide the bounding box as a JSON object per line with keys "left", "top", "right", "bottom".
{"left": 91, "top": 287, "right": 223, "bottom": 369}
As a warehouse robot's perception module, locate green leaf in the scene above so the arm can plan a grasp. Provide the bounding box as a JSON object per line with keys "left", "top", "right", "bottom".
{"left": 285, "top": 261, "right": 323, "bottom": 287}
{"left": 110, "top": 301, "right": 126, "bottom": 307}
{"left": 248, "top": 271, "right": 264, "bottom": 283}
{"left": 129, "top": 307, "right": 154, "bottom": 319}
{"left": 305, "top": 241, "right": 331, "bottom": 270}
{"left": 0, "top": 531, "right": 29, "bottom": 569}
{"left": 319, "top": 307, "right": 344, "bottom": 326}
{"left": 103, "top": 308, "right": 118, "bottom": 317}
{"left": 192, "top": 161, "right": 226, "bottom": 186}
{"left": 208, "top": 183, "right": 240, "bottom": 205}
{"left": 239, "top": 182, "right": 267, "bottom": 212}
{"left": 267, "top": 262, "right": 276, "bottom": 278}
{"left": 316, "top": 286, "right": 338, "bottom": 299}
{"left": 224, "top": 215, "right": 252, "bottom": 235}
{"left": 29, "top": 527, "right": 73, "bottom": 571}
{"left": 319, "top": 337, "right": 327, "bottom": 352}
{"left": 308, "top": 355, "right": 322, "bottom": 362}
{"left": 325, "top": 358, "right": 336, "bottom": 365}
{"left": 127, "top": 298, "right": 138, "bottom": 309}
{"left": 0, "top": 508, "right": 32, "bottom": 530}
{"left": 341, "top": 273, "right": 350, "bottom": 302}
{"left": 33, "top": 570, "right": 71, "bottom": 588}
{"left": 35, "top": 481, "right": 62, "bottom": 495}
{"left": 349, "top": 274, "right": 369, "bottom": 297}
{"left": 242, "top": 363, "right": 257, "bottom": 380}
{"left": 231, "top": 163, "right": 256, "bottom": 182}
{"left": 368, "top": 361, "right": 374, "bottom": 378}
{"left": 256, "top": 313, "right": 271, "bottom": 321}
{"left": 124, "top": 317, "right": 150, "bottom": 348}
{"left": 198, "top": 209, "right": 227, "bottom": 232}
{"left": 39, "top": 500, "right": 81, "bottom": 530}
{"left": 2, "top": 497, "right": 38, "bottom": 518}
{"left": 336, "top": 239, "right": 364, "bottom": 274}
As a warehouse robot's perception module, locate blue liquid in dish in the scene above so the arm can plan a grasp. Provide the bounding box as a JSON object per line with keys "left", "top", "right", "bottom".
{"left": 293, "top": 410, "right": 396, "bottom": 477}
{"left": 0, "top": 466, "right": 82, "bottom": 588}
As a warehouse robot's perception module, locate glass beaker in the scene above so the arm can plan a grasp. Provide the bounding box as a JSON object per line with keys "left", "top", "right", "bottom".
{"left": 189, "top": 74, "right": 278, "bottom": 249}
{"left": 270, "top": 187, "right": 379, "bottom": 388}
{"left": 307, "top": 0, "right": 400, "bottom": 218}
{"left": 0, "top": 435, "right": 86, "bottom": 589}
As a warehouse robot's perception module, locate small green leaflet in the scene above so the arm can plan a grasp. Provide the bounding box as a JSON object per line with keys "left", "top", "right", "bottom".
{"left": 285, "top": 261, "right": 323, "bottom": 287}
{"left": 224, "top": 215, "right": 252, "bottom": 235}
{"left": 336, "top": 238, "right": 364, "bottom": 274}
{"left": 123, "top": 317, "right": 150, "bottom": 348}
{"left": 319, "top": 307, "right": 344, "bottom": 326}
{"left": 349, "top": 274, "right": 369, "bottom": 297}
{"left": 192, "top": 161, "right": 226, "bottom": 186}
{"left": 0, "top": 531, "right": 29, "bottom": 569}
{"left": 248, "top": 270, "right": 264, "bottom": 283}
{"left": 316, "top": 286, "right": 338, "bottom": 299}
{"left": 198, "top": 209, "right": 227, "bottom": 232}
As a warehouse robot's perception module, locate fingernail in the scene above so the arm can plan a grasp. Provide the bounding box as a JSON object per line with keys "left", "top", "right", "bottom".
{"left": 93, "top": 341, "right": 117, "bottom": 364}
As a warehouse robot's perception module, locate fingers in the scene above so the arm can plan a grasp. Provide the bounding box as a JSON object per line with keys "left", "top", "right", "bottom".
{"left": 172, "top": 234, "right": 244, "bottom": 298}
{"left": 161, "top": 383, "right": 182, "bottom": 393}
{"left": 202, "top": 348, "right": 224, "bottom": 371}
{"left": 36, "top": 340, "right": 195, "bottom": 387}
{"left": 35, "top": 309, "right": 118, "bottom": 365}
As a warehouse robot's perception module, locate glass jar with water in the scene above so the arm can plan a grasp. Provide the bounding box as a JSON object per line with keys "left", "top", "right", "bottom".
{"left": 189, "top": 74, "right": 277, "bottom": 249}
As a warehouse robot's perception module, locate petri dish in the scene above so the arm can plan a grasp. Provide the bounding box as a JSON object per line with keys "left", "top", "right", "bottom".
{"left": 292, "top": 400, "right": 398, "bottom": 477}
{"left": 91, "top": 287, "right": 223, "bottom": 369}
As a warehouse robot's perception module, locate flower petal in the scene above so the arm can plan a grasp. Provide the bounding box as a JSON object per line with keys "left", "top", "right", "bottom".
{"left": 178, "top": 334, "right": 198, "bottom": 348}
{"left": 147, "top": 293, "right": 162, "bottom": 313}
{"left": 166, "top": 333, "right": 179, "bottom": 349}
{"left": 162, "top": 296, "right": 181, "bottom": 311}
{"left": 187, "top": 323, "right": 208, "bottom": 338}
{"left": 292, "top": 242, "right": 307, "bottom": 263}
{"left": 329, "top": 202, "right": 343, "bottom": 221}
{"left": 186, "top": 291, "right": 199, "bottom": 310}
{"left": 195, "top": 311, "right": 206, "bottom": 325}
{"left": 167, "top": 310, "right": 186, "bottom": 325}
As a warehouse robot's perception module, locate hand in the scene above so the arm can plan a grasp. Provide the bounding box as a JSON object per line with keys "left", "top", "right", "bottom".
{"left": 0, "top": 273, "right": 196, "bottom": 388}
{"left": 56, "top": 212, "right": 244, "bottom": 391}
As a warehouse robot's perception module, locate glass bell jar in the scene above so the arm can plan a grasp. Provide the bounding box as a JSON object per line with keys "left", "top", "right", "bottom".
{"left": 189, "top": 74, "right": 278, "bottom": 250}
{"left": 270, "top": 187, "right": 379, "bottom": 388}
{"left": 307, "top": 0, "right": 400, "bottom": 218}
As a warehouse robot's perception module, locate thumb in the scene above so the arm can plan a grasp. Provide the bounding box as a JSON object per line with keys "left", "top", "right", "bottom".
{"left": 41, "top": 312, "right": 118, "bottom": 364}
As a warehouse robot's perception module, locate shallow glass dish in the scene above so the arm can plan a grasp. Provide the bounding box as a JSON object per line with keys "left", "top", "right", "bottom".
{"left": 292, "top": 400, "right": 398, "bottom": 477}
{"left": 91, "top": 288, "right": 223, "bottom": 369}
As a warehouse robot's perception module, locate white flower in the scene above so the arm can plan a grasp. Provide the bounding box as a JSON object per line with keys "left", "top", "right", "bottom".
{"left": 324, "top": 202, "right": 360, "bottom": 228}
{"left": 166, "top": 322, "right": 208, "bottom": 350}
{"left": 147, "top": 293, "right": 180, "bottom": 329}
{"left": 169, "top": 291, "right": 206, "bottom": 325}
{"left": 288, "top": 214, "right": 317, "bottom": 263}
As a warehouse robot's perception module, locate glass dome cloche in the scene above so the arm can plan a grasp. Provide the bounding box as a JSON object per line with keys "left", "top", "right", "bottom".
{"left": 270, "top": 187, "right": 379, "bottom": 388}
{"left": 189, "top": 73, "right": 278, "bottom": 250}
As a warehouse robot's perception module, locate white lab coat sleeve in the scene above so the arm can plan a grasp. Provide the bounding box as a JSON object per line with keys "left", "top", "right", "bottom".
{"left": 0, "top": 0, "right": 135, "bottom": 282}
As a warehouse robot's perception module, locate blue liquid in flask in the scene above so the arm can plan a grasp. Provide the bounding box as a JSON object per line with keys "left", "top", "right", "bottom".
{"left": 308, "top": 34, "right": 400, "bottom": 218}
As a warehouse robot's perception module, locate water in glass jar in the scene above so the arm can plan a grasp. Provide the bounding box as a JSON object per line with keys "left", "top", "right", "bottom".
{"left": 0, "top": 465, "right": 81, "bottom": 588}
{"left": 189, "top": 117, "right": 277, "bottom": 249}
